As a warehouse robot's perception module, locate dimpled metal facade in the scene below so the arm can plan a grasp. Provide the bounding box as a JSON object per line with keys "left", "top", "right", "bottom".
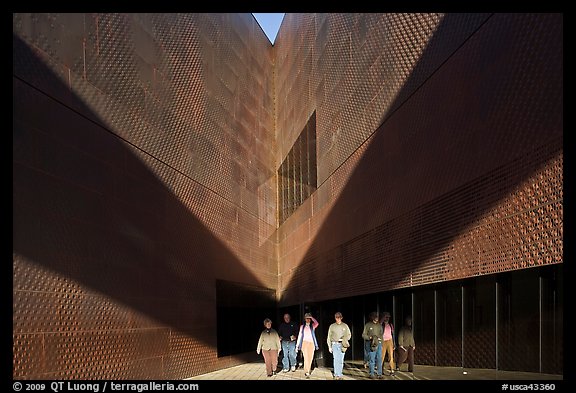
{"left": 275, "top": 13, "right": 562, "bottom": 304}
{"left": 13, "top": 13, "right": 562, "bottom": 379}
{"left": 13, "top": 13, "right": 276, "bottom": 379}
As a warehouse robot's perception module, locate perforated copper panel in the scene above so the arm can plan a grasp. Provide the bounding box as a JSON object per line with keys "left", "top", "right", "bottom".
{"left": 14, "top": 13, "right": 275, "bottom": 380}
{"left": 464, "top": 328, "right": 496, "bottom": 369}
{"left": 277, "top": 13, "right": 562, "bottom": 304}
{"left": 275, "top": 14, "right": 491, "bottom": 180}
{"left": 14, "top": 12, "right": 563, "bottom": 379}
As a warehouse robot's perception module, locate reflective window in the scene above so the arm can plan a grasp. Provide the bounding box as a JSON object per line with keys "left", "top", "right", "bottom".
{"left": 278, "top": 112, "right": 317, "bottom": 225}
{"left": 464, "top": 276, "right": 496, "bottom": 369}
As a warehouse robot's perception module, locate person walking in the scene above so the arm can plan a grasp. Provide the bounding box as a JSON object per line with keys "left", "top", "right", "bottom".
{"left": 397, "top": 316, "right": 416, "bottom": 372}
{"left": 278, "top": 313, "right": 299, "bottom": 372}
{"left": 362, "top": 311, "right": 384, "bottom": 379}
{"left": 296, "top": 312, "right": 319, "bottom": 378}
{"left": 256, "top": 318, "right": 281, "bottom": 377}
{"left": 380, "top": 312, "right": 396, "bottom": 375}
{"left": 327, "top": 312, "right": 352, "bottom": 380}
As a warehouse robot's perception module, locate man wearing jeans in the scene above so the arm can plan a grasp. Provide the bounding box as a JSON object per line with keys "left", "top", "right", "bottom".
{"left": 327, "top": 312, "right": 352, "bottom": 380}
{"left": 278, "top": 313, "right": 299, "bottom": 372}
{"left": 362, "top": 312, "right": 384, "bottom": 379}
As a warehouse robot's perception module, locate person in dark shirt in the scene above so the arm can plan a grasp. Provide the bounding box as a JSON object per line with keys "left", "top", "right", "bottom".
{"left": 277, "top": 313, "right": 299, "bottom": 372}
{"left": 362, "top": 312, "right": 384, "bottom": 378}
{"left": 397, "top": 316, "right": 416, "bottom": 372}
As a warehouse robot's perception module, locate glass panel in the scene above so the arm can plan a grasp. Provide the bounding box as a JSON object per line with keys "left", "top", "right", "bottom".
{"left": 498, "top": 269, "right": 539, "bottom": 372}
{"left": 437, "top": 283, "right": 462, "bottom": 366}
{"left": 354, "top": 293, "right": 379, "bottom": 362}
{"left": 413, "top": 287, "right": 435, "bottom": 365}
{"left": 301, "top": 126, "right": 310, "bottom": 201}
{"left": 394, "top": 289, "right": 413, "bottom": 331}
{"left": 540, "top": 264, "right": 562, "bottom": 375}
{"left": 293, "top": 132, "right": 302, "bottom": 207}
{"left": 280, "top": 162, "right": 288, "bottom": 224}
{"left": 377, "top": 292, "right": 393, "bottom": 320}
{"left": 276, "top": 111, "right": 317, "bottom": 225}
{"left": 464, "top": 275, "right": 496, "bottom": 369}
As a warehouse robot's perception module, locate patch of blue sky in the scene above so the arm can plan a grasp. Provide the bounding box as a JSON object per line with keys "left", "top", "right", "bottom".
{"left": 252, "top": 13, "right": 285, "bottom": 44}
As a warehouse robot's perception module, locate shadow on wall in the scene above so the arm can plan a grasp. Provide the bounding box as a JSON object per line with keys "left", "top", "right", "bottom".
{"left": 281, "top": 14, "right": 562, "bottom": 306}
{"left": 13, "top": 33, "right": 269, "bottom": 379}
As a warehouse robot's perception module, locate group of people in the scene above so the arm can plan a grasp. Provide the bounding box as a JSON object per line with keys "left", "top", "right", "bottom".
{"left": 362, "top": 312, "right": 415, "bottom": 378}
{"left": 256, "top": 312, "right": 325, "bottom": 378}
{"left": 256, "top": 310, "right": 415, "bottom": 379}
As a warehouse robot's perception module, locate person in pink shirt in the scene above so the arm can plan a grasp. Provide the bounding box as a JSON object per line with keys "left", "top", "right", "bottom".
{"left": 381, "top": 311, "right": 396, "bottom": 375}
{"left": 296, "top": 312, "right": 319, "bottom": 378}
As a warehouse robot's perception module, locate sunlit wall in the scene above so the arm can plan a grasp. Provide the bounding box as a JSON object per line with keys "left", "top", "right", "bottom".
{"left": 274, "top": 13, "right": 562, "bottom": 305}
{"left": 13, "top": 12, "right": 563, "bottom": 379}
{"left": 13, "top": 13, "right": 276, "bottom": 379}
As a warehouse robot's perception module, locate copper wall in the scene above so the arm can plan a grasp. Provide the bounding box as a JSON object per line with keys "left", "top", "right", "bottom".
{"left": 13, "top": 13, "right": 276, "bottom": 379}
{"left": 274, "top": 13, "right": 563, "bottom": 305}
{"left": 13, "top": 12, "right": 563, "bottom": 379}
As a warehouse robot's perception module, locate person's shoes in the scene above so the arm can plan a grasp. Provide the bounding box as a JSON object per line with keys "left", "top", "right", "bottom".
{"left": 267, "top": 374, "right": 272, "bottom": 377}
{"left": 369, "top": 374, "right": 375, "bottom": 379}
{"left": 305, "top": 372, "right": 310, "bottom": 378}
{"left": 272, "top": 371, "right": 277, "bottom": 376}
{"left": 389, "top": 370, "right": 396, "bottom": 376}
{"left": 283, "top": 369, "right": 289, "bottom": 373}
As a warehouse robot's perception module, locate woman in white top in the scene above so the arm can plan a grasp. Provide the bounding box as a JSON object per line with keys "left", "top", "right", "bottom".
{"left": 296, "top": 312, "right": 319, "bottom": 378}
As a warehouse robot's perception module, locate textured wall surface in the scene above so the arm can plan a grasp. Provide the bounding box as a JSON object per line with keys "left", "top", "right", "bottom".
{"left": 13, "top": 12, "right": 563, "bottom": 379}
{"left": 274, "top": 13, "right": 563, "bottom": 305}
{"left": 13, "top": 13, "right": 276, "bottom": 379}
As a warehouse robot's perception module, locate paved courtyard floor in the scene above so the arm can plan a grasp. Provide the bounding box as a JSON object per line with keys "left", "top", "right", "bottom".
{"left": 187, "top": 360, "right": 562, "bottom": 381}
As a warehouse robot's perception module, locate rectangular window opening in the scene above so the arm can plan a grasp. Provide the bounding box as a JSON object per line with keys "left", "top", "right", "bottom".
{"left": 277, "top": 111, "right": 317, "bottom": 226}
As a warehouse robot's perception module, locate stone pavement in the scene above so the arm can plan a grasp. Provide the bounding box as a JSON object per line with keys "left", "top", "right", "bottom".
{"left": 187, "top": 360, "right": 562, "bottom": 381}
